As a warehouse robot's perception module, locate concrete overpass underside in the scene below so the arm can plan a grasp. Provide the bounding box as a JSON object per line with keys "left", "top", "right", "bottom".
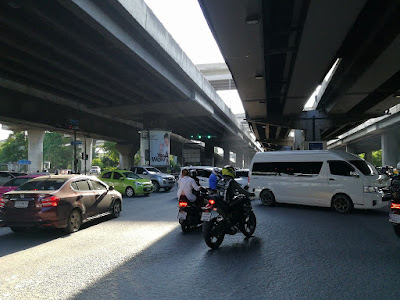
{"left": 0, "top": 0, "right": 259, "bottom": 158}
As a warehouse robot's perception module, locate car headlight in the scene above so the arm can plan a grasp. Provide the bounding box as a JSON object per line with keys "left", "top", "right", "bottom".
{"left": 135, "top": 182, "right": 143, "bottom": 186}
{"left": 364, "top": 186, "right": 378, "bottom": 193}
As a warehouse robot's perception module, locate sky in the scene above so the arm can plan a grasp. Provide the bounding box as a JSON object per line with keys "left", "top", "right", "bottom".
{"left": 0, "top": 0, "right": 245, "bottom": 140}
{"left": 144, "top": 0, "right": 245, "bottom": 114}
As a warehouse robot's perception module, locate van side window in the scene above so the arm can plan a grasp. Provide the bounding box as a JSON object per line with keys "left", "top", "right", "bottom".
{"left": 329, "top": 161, "right": 355, "bottom": 176}
{"left": 252, "top": 162, "right": 322, "bottom": 176}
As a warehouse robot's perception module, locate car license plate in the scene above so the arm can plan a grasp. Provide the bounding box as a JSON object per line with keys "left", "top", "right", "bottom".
{"left": 178, "top": 211, "right": 187, "bottom": 220}
{"left": 389, "top": 213, "right": 400, "bottom": 224}
{"left": 201, "top": 212, "right": 211, "bottom": 221}
{"left": 14, "top": 201, "right": 29, "bottom": 208}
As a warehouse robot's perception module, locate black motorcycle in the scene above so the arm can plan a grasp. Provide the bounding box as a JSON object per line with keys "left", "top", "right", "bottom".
{"left": 177, "top": 189, "right": 208, "bottom": 233}
{"left": 201, "top": 194, "right": 256, "bottom": 249}
{"left": 388, "top": 176, "right": 400, "bottom": 237}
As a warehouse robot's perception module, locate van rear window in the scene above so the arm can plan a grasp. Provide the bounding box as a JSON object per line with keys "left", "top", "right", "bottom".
{"left": 252, "top": 162, "right": 323, "bottom": 176}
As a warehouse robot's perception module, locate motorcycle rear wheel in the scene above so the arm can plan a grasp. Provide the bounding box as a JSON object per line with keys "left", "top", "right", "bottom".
{"left": 394, "top": 224, "right": 400, "bottom": 237}
{"left": 240, "top": 211, "right": 257, "bottom": 237}
{"left": 203, "top": 219, "right": 225, "bottom": 249}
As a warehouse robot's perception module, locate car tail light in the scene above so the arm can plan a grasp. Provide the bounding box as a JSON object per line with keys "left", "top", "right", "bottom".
{"left": 208, "top": 199, "right": 215, "bottom": 205}
{"left": 41, "top": 195, "right": 61, "bottom": 207}
{"left": 0, "top": 197, "right": 6, "bottom": 208}
{"left": 179, "top": 201, "right": 188, "bottom": 208}
{"left": 391, "top": 203, "right": 400, "bottom": 209}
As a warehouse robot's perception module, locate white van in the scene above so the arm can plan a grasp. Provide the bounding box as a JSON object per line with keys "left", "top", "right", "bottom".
{"left": 249, "top": 150, "right": 388, "bottom": 213}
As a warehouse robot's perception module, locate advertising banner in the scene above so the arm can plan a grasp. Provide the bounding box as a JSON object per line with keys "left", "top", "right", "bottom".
{"left": 149, "top": 130, "right": 170, "bottom": 166}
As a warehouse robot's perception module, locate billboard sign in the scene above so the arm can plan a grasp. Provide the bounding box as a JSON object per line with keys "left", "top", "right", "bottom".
{"left": 149, "top": 130, "right": 170, "bottom": 166}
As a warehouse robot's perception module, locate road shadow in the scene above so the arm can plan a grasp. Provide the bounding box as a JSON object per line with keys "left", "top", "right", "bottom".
{"left": 0, "top": 215, "right": 116, "bottom": 257}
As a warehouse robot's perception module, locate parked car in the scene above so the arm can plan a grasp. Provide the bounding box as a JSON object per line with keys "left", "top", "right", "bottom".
{"left": 130, "top": 166, "right": 175, "bottom": 192}
{"left": 100, "top": 170, "right": 153, "bottom": 197}
{"left": 235, "top": 169, "right": 249, "bottom": 188}
{"left": 0, "top": 171, "right": 26, "bottom": 186}
{"left": 0, "top": 175, "right": 122, "bottom": 233}
{"left": 0, "top": 174, "right": 44, "bottom": 197}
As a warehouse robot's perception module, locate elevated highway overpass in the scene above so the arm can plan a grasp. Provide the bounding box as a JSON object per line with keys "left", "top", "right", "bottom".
{"left": 199, "top": 0, "right": 400, "bottom": 149}
{"left": 0, "top": 0, "right": 260, "bottom": 171}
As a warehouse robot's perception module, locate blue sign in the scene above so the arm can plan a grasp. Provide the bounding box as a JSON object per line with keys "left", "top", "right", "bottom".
{"left": 71, "top": 141, "right": 82, "bottom": 145}
{"left": 17, "top": 160, "right": 31, "bottom": 165}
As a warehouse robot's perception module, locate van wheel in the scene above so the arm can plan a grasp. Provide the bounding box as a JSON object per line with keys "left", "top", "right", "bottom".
{"left": 332, "top": 194, "right": 353, "bottom": 214}
{"left": 260, "top": 190, "right": 276, "bottom": 207}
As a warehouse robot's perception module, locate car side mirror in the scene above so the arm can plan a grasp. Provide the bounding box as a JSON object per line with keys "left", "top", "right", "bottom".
{"left": 142, "top": 171, "right": 148, "bottom": 175}
{"left": 109, "top": 186, "right": 115, "bottom": 191}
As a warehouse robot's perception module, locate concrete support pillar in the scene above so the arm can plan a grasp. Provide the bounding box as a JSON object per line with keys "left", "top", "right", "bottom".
{"left": 382, "top": 129, "right": 400, "bottom": 167}
{"left": 79, "top": 138, "right": 93, "bottom": 174}
{"left": 346, "top": 144, "right": 356, "bottom": 154}
{"left": 116, "top": 143, "right": 140, "bottom": 170}
{"left": 236, "top": 151, "right": 244, "bottom": 168}
{"left": 294, "top": 129, "right": 304, "bottom": 150}
{"left": 364, "top": 151, "right": 373, "bottom": 163}
{"left": 222, "top": 145, "right": 230, "bottom": 166}
{"left": 205, "top": 142, "right": 215, "bottom": 166}
{"left": 27, "top": 129, "right": 45, "bottom": 173}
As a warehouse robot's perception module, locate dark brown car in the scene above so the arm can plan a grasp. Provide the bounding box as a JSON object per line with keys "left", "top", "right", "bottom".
{"left": 0, "top": 175, "right": 122, "bottom": 233}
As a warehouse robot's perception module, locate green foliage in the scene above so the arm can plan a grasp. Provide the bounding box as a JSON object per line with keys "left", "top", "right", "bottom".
{"left": 372, "top": 150, "right": 382, "bottom": 167}
{"left": 43, "top": 132, "right": 73, "bottom": 169}
{"left": 99, "top": 141, "right": 119, "bottom": 169}
{"left": 0, "top": 132, "right": 28, "bottom": 163}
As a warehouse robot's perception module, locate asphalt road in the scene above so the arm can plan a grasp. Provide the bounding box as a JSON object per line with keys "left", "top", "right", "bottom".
{"left": 1, "top": 186, "right": 400, "bottom": 300}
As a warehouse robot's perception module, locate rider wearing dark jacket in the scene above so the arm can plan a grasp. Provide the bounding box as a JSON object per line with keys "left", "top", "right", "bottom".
{"left": 218, "top": 165, "right": 253, "bottom": 204}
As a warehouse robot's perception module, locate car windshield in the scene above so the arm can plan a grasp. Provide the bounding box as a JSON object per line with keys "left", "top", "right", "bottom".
{"left": 2, "top": 177, "right": 30, "bottom": 187}
{"left": 145, "top": 167, "right": 161, "bottom": 173}
{"left": 349, "top": 160, "right": 376, "bottom": 176}
{"left": 123, "top": 172, "right": 141, "bottom": 179}
{"left": 16, "top": 178, "right": 67, "bottom": 191}
{"left": 236, "top": 171, "right": 249, "bottom": 178}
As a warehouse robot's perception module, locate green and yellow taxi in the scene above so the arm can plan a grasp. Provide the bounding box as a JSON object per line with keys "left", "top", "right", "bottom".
{"left": 99, "top": 170, "right": 153, "bottom": 197}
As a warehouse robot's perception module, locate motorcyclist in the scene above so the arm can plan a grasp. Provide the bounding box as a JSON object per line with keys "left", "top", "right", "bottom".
{"left": 218, "top": 165, "right": 254, "bottom": 204}
{"left": 209, "top": 167, "right": 221, "bottom": 192}
{"left": 177, "top": 169, "right": 201, "bottom": 203}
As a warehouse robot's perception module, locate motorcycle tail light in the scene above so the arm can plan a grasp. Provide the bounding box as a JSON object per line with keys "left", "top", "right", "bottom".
{"left": 179, "top": 202, "right": 188, "bottom": 208}
{"left": 208, "top": 199, "right": 215, "bottom": 205}
{"left": 391, "top": 203, "right": 400, "bottom": 209}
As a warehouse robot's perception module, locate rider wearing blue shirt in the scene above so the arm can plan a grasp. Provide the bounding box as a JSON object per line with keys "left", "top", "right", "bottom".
{"left": 209, "top": 168, "right": 220, "bottom": 190}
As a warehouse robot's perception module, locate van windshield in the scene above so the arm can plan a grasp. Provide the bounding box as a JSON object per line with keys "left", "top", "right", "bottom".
{"left": 349, "top": 160, "right": 376, "bottom": 176}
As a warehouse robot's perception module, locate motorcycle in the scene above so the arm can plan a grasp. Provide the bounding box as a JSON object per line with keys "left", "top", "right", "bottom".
{"left": 388, "top": 176, "right": 400, "bottom": 237}
{"left": 201, "top": 193, "right": 256, "bottom": 249}
{"left": 177, "top": 189, "right": 209, "bottom": 233}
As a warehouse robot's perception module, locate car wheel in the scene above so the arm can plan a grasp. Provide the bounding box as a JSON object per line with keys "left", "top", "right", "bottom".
{"left": 125, "top": 186, "right": 134, "bottom": 197}
{"left": 164, "top": 187, "right": 172, "bottom": 192}
{"left": 152, "top": 181, "right": 160, "bottom": 192}
{"left": 393, "top": 224, "right": 400, "bottom": 237}
{"left": 64, "top": 209, "right": 82, "bottom": 233}
{"left": 260, "top": 190, "right": 276, "bottom": 207}
{"left": 332, "top": 194, "right": 353, "bottom": 214}
{"left": 112, "top": 199, "right": 121, "bottom": 218}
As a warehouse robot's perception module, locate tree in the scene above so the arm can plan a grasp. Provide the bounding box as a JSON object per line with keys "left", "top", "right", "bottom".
{"left": 0, "top": 132, "right": 28, "bottom": 163}
{"left": 99, "top": 141, "right": 119, "bottom": 169}
{"left": 43, "top": 132, "right": 73, "bottom": 169}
